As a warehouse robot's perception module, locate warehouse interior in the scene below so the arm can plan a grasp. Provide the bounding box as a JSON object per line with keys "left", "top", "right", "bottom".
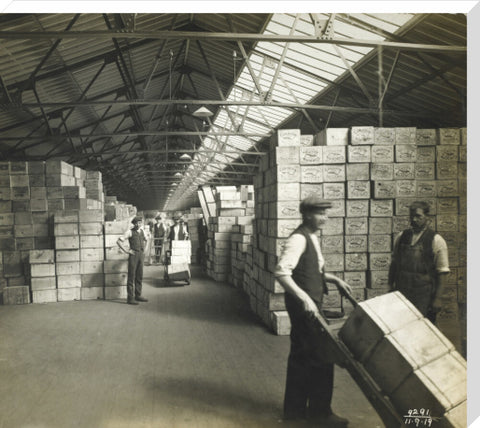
{"left": 0, "top": 9, "right": 472, "bottom": 428}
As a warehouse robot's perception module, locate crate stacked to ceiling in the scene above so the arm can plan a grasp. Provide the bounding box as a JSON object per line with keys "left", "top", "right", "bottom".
{"left": 229, "top": 185, "right": 255, "bottom": 288}
{"left": 205, "top": 186, "right": 254, "bottom": 282}
{"left": 185, "top": 207, "right": 204, "bottom": 264}
{"left": 246, "top": 127, "right": 467, "bottom": 344}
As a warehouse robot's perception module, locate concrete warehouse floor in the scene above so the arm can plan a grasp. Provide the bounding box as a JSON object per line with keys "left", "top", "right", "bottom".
{"left": 0, "top": 265, "right": 385, "bottom": 428}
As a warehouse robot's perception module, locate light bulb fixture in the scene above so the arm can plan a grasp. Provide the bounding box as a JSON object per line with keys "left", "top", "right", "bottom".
{"left": 172, "top": 183, "right": 177, "bottom": 187}
{"left": 192, "top": 106, "right": 213, "bottom": 118}
{"left": 179, "top": 153, "right": 192, "bottom": 161}
{"left": 174, "top": 172, "right": 182, "bottom": 177}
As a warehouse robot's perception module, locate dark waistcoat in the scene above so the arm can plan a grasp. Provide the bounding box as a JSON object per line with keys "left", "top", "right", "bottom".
{"left": 129, "top": 229, "right": 145, "bottom": 251}
{"left": 291, "top": 225, "right": 327, "bottom": 305}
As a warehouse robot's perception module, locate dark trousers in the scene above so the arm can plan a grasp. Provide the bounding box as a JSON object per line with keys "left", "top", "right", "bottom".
{"left": 154, "top": 239, "right": 163, "bottom": 263}
{"left": 284, "top": 293, "right": 334, "bottom": 420}
{"left": 127, "top": 251, "right": 144, "bottom": 300}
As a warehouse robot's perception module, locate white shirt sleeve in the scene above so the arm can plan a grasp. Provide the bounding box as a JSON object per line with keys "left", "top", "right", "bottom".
{"left": 433, "top": 235, "right": 450, "bottom": 273}
{"left": 119, "top": 228, "right": 132, "bottom": 241}
{"left": 274, "top": 234, "right": 307, "bottom": 278}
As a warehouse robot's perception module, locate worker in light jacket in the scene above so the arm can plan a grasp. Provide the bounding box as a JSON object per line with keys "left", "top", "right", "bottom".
{"left": 275, "top": 196, "right": 351, "bottom": 426}
{"left": 388, "top": 200, "right": 450, "bottom": 323}
{"left": 117, "top": 216, "right": 149, "bottom": 305}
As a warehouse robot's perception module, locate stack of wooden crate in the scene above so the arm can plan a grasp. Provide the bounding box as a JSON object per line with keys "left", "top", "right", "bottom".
{"left": 104, "top": 220, "right": 129, "bottom": 300}
{"left": 339, "top": 292, "right": 466, "bottom": 427}
{"left": 185, "top": 207, "right": 203, "bottom": 263}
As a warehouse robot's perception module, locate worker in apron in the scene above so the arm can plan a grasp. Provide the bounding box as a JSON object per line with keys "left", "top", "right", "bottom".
{"left": 389, "top": 200, "right": 450, "bottom": 323}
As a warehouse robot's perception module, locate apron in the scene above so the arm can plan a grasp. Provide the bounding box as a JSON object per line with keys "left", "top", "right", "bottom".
{"left": 395, "top": 229, "right": 435, "bottom": 316}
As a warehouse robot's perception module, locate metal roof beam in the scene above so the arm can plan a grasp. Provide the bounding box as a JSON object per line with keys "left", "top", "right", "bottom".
{"left": 16, "top": 99, "right": 438, "bottom": 117}
{"left": 0, "top": 30, "right": 466, "bottom": 53}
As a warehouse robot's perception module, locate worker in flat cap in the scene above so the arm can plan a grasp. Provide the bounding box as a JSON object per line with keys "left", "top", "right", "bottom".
{"left": 388, "top": 200, "right": 450, "bottom": 323}
{"left": 275, "top": 195, "right": 352, "bottom": 426}
{"left": 117, "top": 215, "right": 149, "bottom": 305}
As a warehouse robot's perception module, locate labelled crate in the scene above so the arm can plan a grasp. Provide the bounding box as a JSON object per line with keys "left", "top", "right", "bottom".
{"left": 273, "top": 129, "right": 301, "bottom": 147}
{"left": 345, "top": 253, "right": 368, "bottom": 271}
{"left": 323, "top": 146, "right": 346, "bottom": 164}
{"left": 273, "top": 182, "right": 300, "bottom": 201}
{"left": 299, "top": 146, "right": 323, "bottom": 164}
{"left": 323, "top": 165, "right": 345, "bottom": 182}
{"left": 417, "top": 181, "right": 437, "bottom": 197}
{"left": 323, "top": 253, "right": 344, "bottom": 271}
{"left": 346, "top": 200, "right": 369, "bottom": 217}
{"left": 368, "top": 235, "right": 391, "bottom": 253}
{"left": 416, "top": 146, "right": 436, "bottom": 163}
{"left": 344, "top": 271, "right": 366, "bottom": 289}
{"left": 394, "top": 127, "right": 416, "bottom": 144}
{"left": 322, "top": 182, "right": 345, "bottom": 200}
{"left": 347, "top": 181, "right": 370, "bottom": 199}
{"left": 370, "top": 200, "right": 393, "bottom": 217}
{"left": 437, "top": 180, "right": 458, "bottom": 198}
{"left": 369, "top": 217, "right": 392, "bottom": 234}
{"left": 300, "top": 135, "right": 314, "bottom": 147}
{"left": 373, "top": 181, "right": 396, "bottom": 199}
{"left": 374, "top": 128, "right": 395, "bottom": 145}
{"left": 320, "top": 217, "right": 344, "bottom": 236}
{"left": 300, "top": 166, "right": 323, "bottom": 183}
{"left": 275, "top": 165, "right": 301, "bottom": 183}
{"left": 437, "top": 162, "right": 458, "bottom": 180}
{"left": 416, "top": 129, "right": 437, "bottom": 145}
{"left": 321, "top": 235, "right": 344, "bottom": 253}
{"left": 395, "top": 145, "right": 417, "bottom": 163}
{"left": 371, "top": 145, "right": 394, "bottom": 163}
{"left": 439, "top": 128, "right": 461, "bottom": 145}
{"left": 396, "top": 180, "right": 416, "bottom": 198}
{"left": 351, "top": 126, "right": 374, "bottom": 145}
{"left": 393, "top": 163, "right": 415, "bottom": 180}
{"left": 369, "top": 253, "right": 391, "bottom": 271}
{"left": 345, "top": 217, "right": 368, "bottom": 235}
{"left": 345, "top": 235, "right": 367, "bottom": 253}
{"left": 347, "top": 146, "right": 371, "bottom": 163}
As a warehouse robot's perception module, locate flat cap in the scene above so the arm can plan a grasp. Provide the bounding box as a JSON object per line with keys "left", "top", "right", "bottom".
{"left": 300, "top": 196, "right": 332, "bottom": 213}
{"left": 131, "top": 216, "right": 143, "bottom": 224}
